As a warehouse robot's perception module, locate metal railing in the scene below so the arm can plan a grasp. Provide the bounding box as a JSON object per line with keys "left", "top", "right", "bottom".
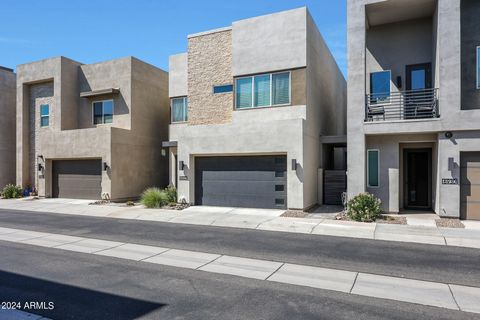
{"left": 365, "top": 88, "right": 439, "bottom": 122}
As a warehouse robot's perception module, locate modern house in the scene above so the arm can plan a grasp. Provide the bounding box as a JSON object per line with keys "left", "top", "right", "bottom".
{"left": 0, "top": 67, "right": 16, "bottom": 189}
{"left": 347, "top": 0, "right": 480, "bottom": 220}
{"left": 165, "top": 7, "right": 347, "bottom": 210}
{"left": 16, "top": 56, "right": 169, "bottom": 200}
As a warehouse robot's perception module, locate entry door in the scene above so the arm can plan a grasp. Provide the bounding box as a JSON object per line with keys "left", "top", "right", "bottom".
{"left": 460, "top": 152, "right": 480, "bottom": 220}
{"left": 405, "top": 63, "right": 432, "bottom": 119}
{"left": 404, "top": 149, "right": 432, "bottom": 209}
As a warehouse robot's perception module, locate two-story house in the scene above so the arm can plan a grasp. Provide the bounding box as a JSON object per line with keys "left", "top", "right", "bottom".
{"left": 347, "top": 0, "right": 480, "bottom": 220}
{"left": 16, "top": 56, "right": 170, "bottom": 200}
{"left": 164, "top": 8, "right": 347, "bottom": 210}
{"left": 0, "top": 66, "right": 16, "bottom": 189}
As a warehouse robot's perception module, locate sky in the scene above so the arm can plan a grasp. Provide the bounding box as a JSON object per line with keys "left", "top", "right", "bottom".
{"left": 1, "top": 0, "right": 346, "bottom": 76}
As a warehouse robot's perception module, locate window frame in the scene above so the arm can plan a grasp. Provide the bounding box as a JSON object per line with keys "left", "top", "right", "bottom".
{"left": 92, "top": 99, "right": 114, "bottom": 125}
{"left": 40, "top": 104, "right": 49, "bottom": 128}
{"left": 476, "top": 46, "right": 480, "bottom": 90}
{"left": 234, "top": 71, "right": 291, "bottom": 110}
{"left": 370, "top": 70, "right": 392, "bottom": 105}
{"left": 367, "top": 149, "right": 380, "bottom": 188}
{"left": 171, "top": 96, "right": 188, "bottom": 123}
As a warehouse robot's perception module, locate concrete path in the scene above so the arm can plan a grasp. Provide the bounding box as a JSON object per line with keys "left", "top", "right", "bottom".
{"left": 1, "top": 199, "right": 480, "bottom": 249}
{"left": 0, "top": 309, "right": 52, "bottom": 320}
{"left": 1, "top": 225, "right": 479, "bottom": 315}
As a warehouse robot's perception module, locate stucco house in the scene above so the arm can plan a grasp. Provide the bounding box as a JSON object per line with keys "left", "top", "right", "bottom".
{"left": 0, "top": 67, "right": 16, "bottom": 189}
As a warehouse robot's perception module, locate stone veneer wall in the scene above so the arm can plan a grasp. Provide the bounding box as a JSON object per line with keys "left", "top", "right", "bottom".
{"left": 29, "top": 82, "right": 54, "bottom": 189}
{"left": 187, "top": 30, "right": 233, "bottom": 125}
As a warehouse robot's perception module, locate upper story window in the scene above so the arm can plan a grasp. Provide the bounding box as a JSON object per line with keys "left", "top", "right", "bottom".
{"left": 171, "top": 97, "right": 188, "bottom": 123}
{"left": 93, "top": 100, "right": 113, "bottom": 125}
{"left": 235, "top": 71, "right": 290, "bottom": 109}
{"left": 40, "top": 104, "right": 49, "bottom": 127}
{"left": 213, "top": 84, "right": 233, "bottom": 94}
{"left": 477, "top": 46, "right": 480, "bottom": 89}
{"left": 370, "top": 71, "right": 391, "bottom": 103}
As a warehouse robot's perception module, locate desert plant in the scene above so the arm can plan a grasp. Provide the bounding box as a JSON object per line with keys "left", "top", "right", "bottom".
{"left": 346, "top": 193, "right": 382, "bottom": 222}
{"left": 2, "top": 184, "right": 23, "bottom": 199}
{"left": 164, "top": 185, "right": 177, "bottom": 204}
{"left": 141, "top": 187, "right": 169, "bottom": 208}
{"left": 126, "top": 200, "right": 135, "bottom": 206}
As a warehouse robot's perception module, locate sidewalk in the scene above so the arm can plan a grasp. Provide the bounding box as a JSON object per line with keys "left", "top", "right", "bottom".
{"left": 1, "top": 198, "right": 479, "bottom": 249}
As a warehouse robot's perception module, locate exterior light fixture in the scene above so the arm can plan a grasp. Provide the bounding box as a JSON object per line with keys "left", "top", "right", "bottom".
{"left": 291, "top": 159, "right": 297, "bottom": 170}
{"left": 38, "top": 163, "right": 43, "bottom": 172}
{"left": 179, "top": 161, "right": 185, "bottom": 170}
{"left": 445, "top": 131, "right": 453, "bottom": 139}
{"left": 103, "top": 162, "right": 109, "bottom": 171}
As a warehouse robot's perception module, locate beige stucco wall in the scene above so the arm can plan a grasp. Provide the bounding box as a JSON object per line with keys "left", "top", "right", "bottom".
{"left": 187, "top": 29, "right": 233, "bottom": 125}
{"left": 0, "top": 69, "right": 16, "bottom": 188}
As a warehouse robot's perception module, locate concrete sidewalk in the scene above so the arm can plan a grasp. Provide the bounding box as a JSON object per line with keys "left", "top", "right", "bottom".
{"left": 1, "top": 225, "right": 480, "bottom": 314}
{"left": 1, "top": 198, "right": 479, "bottom": 249}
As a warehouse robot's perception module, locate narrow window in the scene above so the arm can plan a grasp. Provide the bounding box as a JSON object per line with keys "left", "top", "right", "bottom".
{"left": 272, "top": 72, "right": 290, "bottom": 105}
{"left": 40, "top": 104, "right": 49, "bottom": 127}
{"left": 235, "top": 77, "right": 252, "bottom": 108}
{"left": 254, "top": 74, "right": 271, "bottom": 107}
{"left": 93, "top": 100, "right": 114, "bottom": 125}
{"left": 367, "top": 149, "right": 380, "bottom": 187}
{"left": 171, "top": 97, "right": 188, "bottom": 123}
{"left": 477, "top": 46, "right": 480, "bottom": 89}
{"left": 213, "top": 84, "right": 233, "bottom": 94}
{"left": 275, "top": 198, "right": 285, "bottom": 205}
{"left": 370, "top": 71, "right": 391, "bottom": 103}
{"left": 275, "top": 185, "right": 285, "bottom": 192}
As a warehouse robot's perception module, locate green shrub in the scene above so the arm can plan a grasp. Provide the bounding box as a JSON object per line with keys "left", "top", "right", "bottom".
{"left": 346, "top": 193, "right": 382, "bottom": 222}
{"left": 126, "top": 200, "right": 135, "bottom": 206}
{"left": 2, "top": 184, "right": 23, "bottom": 199}
{"left": 141, "top": 188, "right": 169, "bottom": 208}
{"left": 164, "top": 185, "right": 177, "bottom": 204}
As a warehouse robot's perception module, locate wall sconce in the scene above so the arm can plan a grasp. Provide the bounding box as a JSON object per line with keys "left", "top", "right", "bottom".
{"left": 291, "top": 159, "right": 297, "bottom": 171}
{"left": 38, "top": 163, "right": 43, "bottom": 172}
{"left": 445, "top": 131, "right": 453, "bottom": 139}
{"left": 179, "top": 161, "right": 185, "bottom": 170}
{"left": 103, "top": 162, "right": 109, "bottom": 171}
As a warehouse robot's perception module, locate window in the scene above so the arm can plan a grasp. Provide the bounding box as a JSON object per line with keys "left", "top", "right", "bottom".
{"left": 93, "top": 100, "right": 113, "bottom": 125}
{"left": 367, "top": 149, "right": 380, "bottom": 187}
{"left": 213, "top": 84, "right": 233, "bottom": 94}
{"left": 477, "top": 46, "right": 480, "bottom": 89}
{"left": 370, "top": 71, "right": 391, "bottom": 103}
{"left": 235, "top": 71, "right": 290, "bottom": 109}
{"left": 171, "top": 97, "right": 188, "bottom": 123}
{"left": 40, "top": 104, "right": 49, "bottom": 127}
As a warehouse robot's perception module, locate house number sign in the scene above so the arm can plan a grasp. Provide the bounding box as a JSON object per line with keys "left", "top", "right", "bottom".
{"left": 441, "top": 178, "right": 458, "bottom": 185}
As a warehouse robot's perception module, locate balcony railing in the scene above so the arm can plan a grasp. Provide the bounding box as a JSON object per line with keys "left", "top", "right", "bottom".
{"left": 365, "top": 88, "right": 439, "bottom": 122}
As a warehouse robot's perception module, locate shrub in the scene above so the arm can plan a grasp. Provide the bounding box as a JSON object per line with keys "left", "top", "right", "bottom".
{"left": 2, "top": 184, "right": 23, "bottom": 199}
{"left": 164, "top": 185, "right": 177, "bottom": 204}
{"left": 346, "top": 193, "right": 382, "bottom": 222}
{"left": 126, "top": 200, "right": 135, "bottom": 206}
{"left": 141, "top": 188, "right": 169, "bottom": 208}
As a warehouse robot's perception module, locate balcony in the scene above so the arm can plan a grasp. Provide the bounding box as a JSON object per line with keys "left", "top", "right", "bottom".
{"left": 365, "top": 88, "right": 439, "bottom": 122}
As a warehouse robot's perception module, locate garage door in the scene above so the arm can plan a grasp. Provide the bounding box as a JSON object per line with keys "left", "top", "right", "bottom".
{"left": 52, "top": 160, "right": 102, "bottom": 200}
{"left": 460, "top": 152, "right": 480, "bottom": 220}
{"left": 195, "top": 156, "right": 287, "bottom": 209}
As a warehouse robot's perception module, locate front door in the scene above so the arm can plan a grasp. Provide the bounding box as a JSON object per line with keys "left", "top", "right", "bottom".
{"left": 404, "top": 149, "right": 432, "bottom": 209}
{"left": 405, "top": 63, "right": 432, "bottom": 119}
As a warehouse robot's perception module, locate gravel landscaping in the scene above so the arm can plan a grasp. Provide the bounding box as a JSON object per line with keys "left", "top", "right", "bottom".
{"left": 436, "top": 218, "right": 465, "bottom": 228}
{"left": 281, "top": 210, "right": 308, "bottom": 218}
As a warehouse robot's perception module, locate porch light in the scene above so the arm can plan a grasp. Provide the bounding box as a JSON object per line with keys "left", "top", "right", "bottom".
{"left": 103, "top": 162, "right": 109, "bottom": 171}
{"left": 291, "top": 159, "right": 297, "bottom": 171}
{"left": 179, "top": 161, "right": 185, "bottom": 170}
{"left": 38, "top": 163, "right": 43, "bottom": 172}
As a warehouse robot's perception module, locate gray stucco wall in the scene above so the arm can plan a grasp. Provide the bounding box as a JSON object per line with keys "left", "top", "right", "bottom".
{"left": 0, "top": 69, "right": 16, "bottom": 188}
{"left": 169, "top": 53, "right": 188, "bottom": 98}
{"left": 232, "top": 7, "right": 307, "bottom": 76}
{"left": 460, "top": 0, "right": 480, "bottom": 110}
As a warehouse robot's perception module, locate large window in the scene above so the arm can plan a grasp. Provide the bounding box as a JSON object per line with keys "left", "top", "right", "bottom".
{"left": 171, "top": 97, "right": 188, "bottom": 123}
{"left": 40, "top": 104, "right": 49, "bottom": 127}
{"left": 370, "top": 71, "right": 391, "bottom": 103}
{"left": 477, "top": 46, "right": 480, "bottom": 89}
{"left": 235, "top": 71, "right": 290, "bottom": 109}
{"left": 367, "top": 149, "right": 380, "bottom": 188}
{"left": 93, "top": 100, "right": 113, "bottom": 125}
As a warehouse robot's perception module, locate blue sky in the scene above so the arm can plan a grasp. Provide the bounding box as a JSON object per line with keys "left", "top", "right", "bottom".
{"left": 1, "top": 0, "right": 346, "bottom": 76}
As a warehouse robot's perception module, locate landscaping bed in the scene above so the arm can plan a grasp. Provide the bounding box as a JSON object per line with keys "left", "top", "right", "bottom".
{"left": 436, "top": 218, "right": 465, "bottom": 228}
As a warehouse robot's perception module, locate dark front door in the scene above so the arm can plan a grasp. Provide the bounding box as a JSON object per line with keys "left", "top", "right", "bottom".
{"left": 405, "top": 63, "right": 433, "bottom": 119}
{"left": 404, "top": 149, "right": 432, "bottom": 209}
{"left": 195, "top": 155, "right": 287, "bottom": 209}
{"left": 52, "top": 160, "right": 102, "bottom": 199}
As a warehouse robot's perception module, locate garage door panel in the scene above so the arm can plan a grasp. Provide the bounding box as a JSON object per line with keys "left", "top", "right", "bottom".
{"left": 53, "top": 160, "right": 102, "bottom": 200}
{"left": 460, "top": 152, "right": 480, "bottom": 220}
{"left": 195, "top": 156, "right": 287, "bottom": 209}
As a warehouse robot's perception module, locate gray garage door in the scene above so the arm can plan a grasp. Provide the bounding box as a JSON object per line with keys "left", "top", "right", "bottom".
{"left": 195, "top": 156, "right": 287, "bottom": 209}
{"left": 52, "top": 160, "right": 102, "bottom": 200}
{"left": 460, "top": 152, "right": 480, "bottom": 220}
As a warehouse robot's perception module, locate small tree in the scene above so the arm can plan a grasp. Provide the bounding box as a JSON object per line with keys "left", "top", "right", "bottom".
{"left": 346, "top": 193, "right": 382, "bottom": 222}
